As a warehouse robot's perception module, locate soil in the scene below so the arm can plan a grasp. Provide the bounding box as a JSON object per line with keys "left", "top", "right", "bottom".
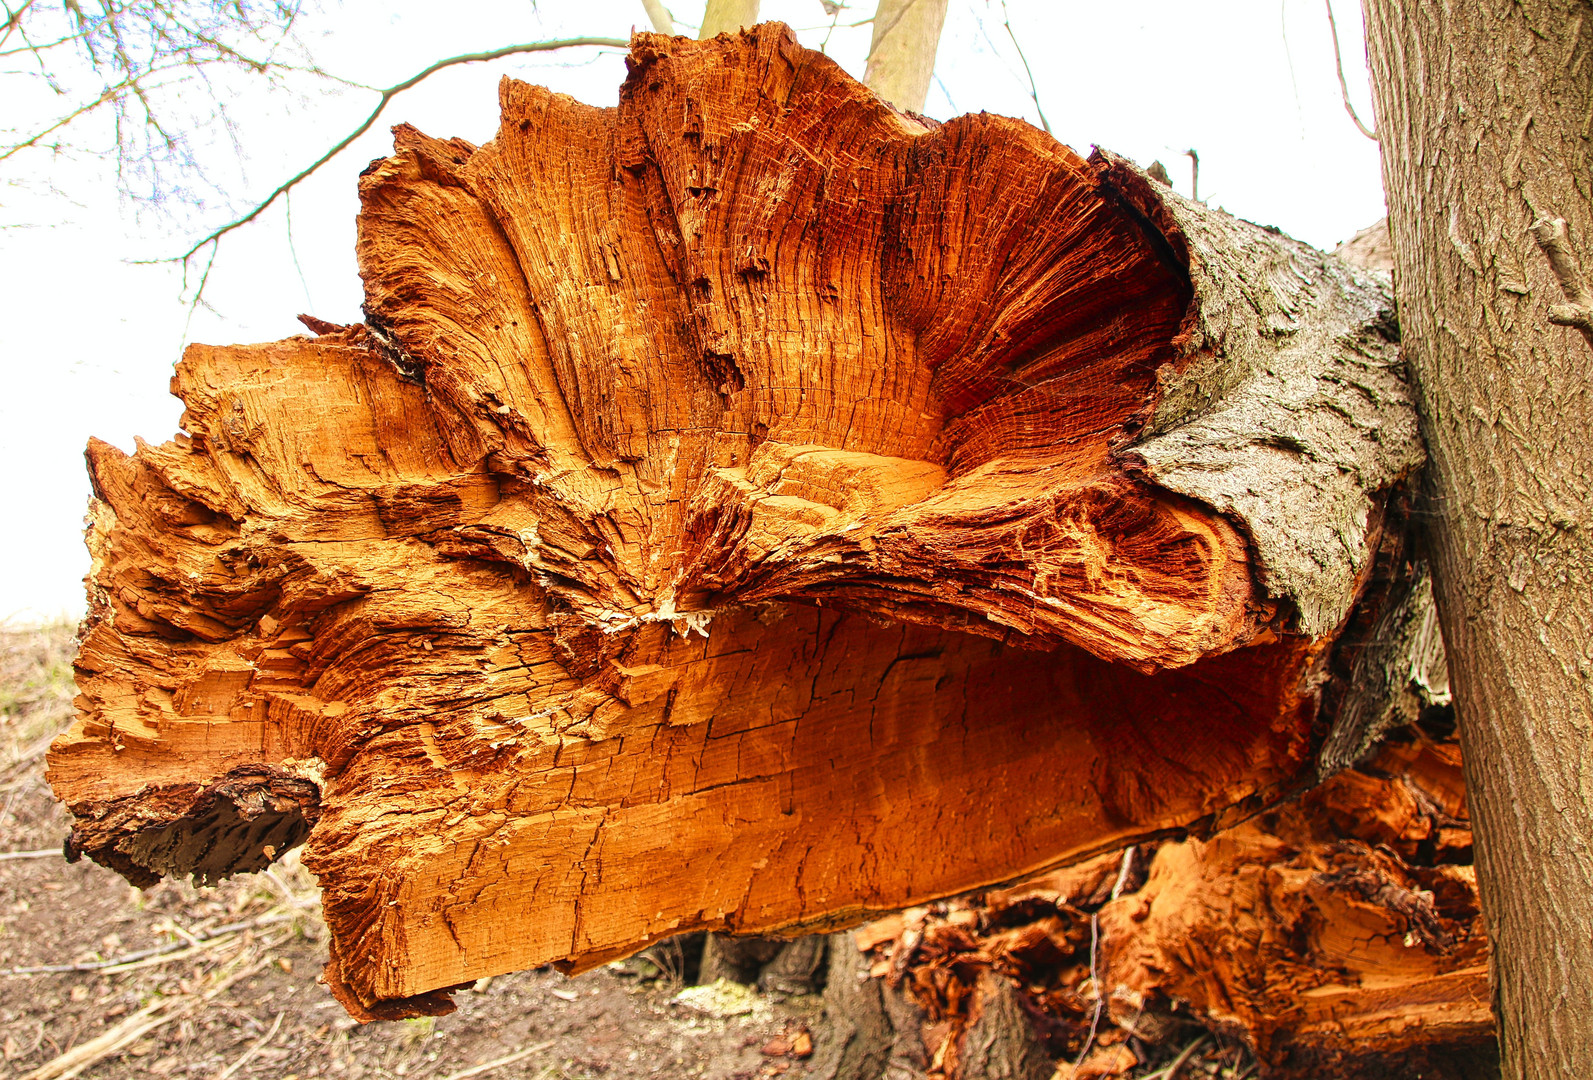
{"left": 0, "top": 624, "right": 819, "bottom": 1080}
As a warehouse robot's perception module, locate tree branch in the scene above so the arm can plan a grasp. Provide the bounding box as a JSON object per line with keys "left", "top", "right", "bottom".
{"left": 1325, "top": 0, "right": 1377, "bottom": 141}
{"left": 1000, "top": 0, "right": 1049, "bottom": 134}
{"left": 158, "top": 36, "right": 628, "bottom": 268}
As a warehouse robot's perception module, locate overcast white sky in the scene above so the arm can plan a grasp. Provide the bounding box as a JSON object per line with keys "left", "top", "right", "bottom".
{"left": 0, "top": 0, "right": 1386, "bottom": 623}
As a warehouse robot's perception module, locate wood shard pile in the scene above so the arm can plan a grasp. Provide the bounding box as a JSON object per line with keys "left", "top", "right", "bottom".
{"left": 48, "top": 22, "right": 1473, "bottom": 1050}
{"left": 827, "top": 722, "right": 1490, "bottom": 1080}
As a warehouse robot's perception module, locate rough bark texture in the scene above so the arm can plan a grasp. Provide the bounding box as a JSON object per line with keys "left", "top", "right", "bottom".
{"left": 1363, "top": 2, "right": 1593, "bottom": 1075}
{"left": 863, "top": 0, "right": 950, "bottom": 114}
{"left": 49, "top": 25, "right": 1425, "bottom": 1021}
{"left": 835, "top": 720, "right": 1492, "bottom": 1080}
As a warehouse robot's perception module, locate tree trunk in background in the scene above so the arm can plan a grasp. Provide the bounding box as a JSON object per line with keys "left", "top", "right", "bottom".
{"left": 699, "top": 0, "right": 759, "bottom": 38}
{"left": 1363, "top": 1, "right": 1593, "bottom": 1075}
{"left": 639, "top": 0, "right": 674, "bottom": 36}
{"left": 863, "top": 0, "right": 949, "bottom": 113}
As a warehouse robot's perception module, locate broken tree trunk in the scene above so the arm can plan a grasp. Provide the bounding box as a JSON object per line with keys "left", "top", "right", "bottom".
{"left": 49, "top": 25, "right": 1426, "bottom": 1022}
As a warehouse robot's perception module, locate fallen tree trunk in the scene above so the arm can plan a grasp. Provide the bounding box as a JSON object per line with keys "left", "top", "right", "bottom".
{"left": 49, "top": 25, "right": 1427, "bottom": 1022}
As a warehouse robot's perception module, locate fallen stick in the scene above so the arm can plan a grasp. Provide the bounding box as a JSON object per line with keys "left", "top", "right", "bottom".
{"left": 213, "top": 1010, "right": 284, "bottom": 1080}
{"left": 96, "top": 934, "right": 246, "bottom": 976}
{"left": 24, "top": 953, "right": 273, "bottom": 1080}
{"left": 0, "top": 848, "right": 62, "bottom": 862}
{"left": 2, "top": 913, "right": 293, "bottom": 976}
{"left": 439, "top": 1040, "right": 557, "bottom": 1080}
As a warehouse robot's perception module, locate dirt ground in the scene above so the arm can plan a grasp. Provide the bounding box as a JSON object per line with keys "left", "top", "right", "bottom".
{"left": 0, "top": 624, "right": 820, "bottom": 1080}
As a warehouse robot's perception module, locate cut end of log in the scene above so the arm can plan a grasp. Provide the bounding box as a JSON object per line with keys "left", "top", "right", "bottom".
{"left": 49, "top": 24, "right": 1425, "bottom": 1020}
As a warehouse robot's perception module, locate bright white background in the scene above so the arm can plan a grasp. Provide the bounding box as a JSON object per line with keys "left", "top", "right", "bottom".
{"left": 0, "top": 0, "right": 1385, "bottom": 622}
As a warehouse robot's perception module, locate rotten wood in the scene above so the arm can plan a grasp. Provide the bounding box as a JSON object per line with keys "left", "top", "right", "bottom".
{"left": 49, "top": 25, "right": 1425, "bottom": 1021}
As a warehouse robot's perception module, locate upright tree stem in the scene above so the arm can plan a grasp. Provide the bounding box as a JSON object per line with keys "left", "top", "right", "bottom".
{"left": 699, "top": 0, "right": 759, "bottom": 38}
{"left": 863, "top": 0, "right": 949, "bottom": 113}
{"left": 1363, "top": 1, "right": 1593, "bottom": 1075}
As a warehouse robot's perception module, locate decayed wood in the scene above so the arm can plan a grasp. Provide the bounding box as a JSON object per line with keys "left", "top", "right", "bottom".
{"left": 48, "top": 25, "right": 1425, "bottom": 1021}
{"left": 831, "top": 720, "right": 1490, "bottom": 1080}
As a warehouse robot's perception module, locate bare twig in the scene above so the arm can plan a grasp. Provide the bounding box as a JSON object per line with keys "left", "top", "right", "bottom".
{"left": 23, "top": 952, "right": 273, "bottom": 1080}
{"left": 1529, "top": 216, "right": 1593, "bottom": 351}
{"left": 999, "top": 0, "right": 1049, "bottom": 134}
{"left": 0, "top": 847, "right": 61, "bottom": 861}
{"left": 1068, "top": 846, "right": 1138, "bottom": 1074}
{"left": 1110, "top": 844, "right": 1136, "bottom": 900}
{"left": 1142, "top": 1034, "right": 1211, "bottom": 1080}
{"left": 153, "top": 34, "right": 628, "bottom": 281}
{"left": 1324, "top": 0, "right": 1377, "bottom": 140}
{"left": 439, "top": 1039, "right": 557, "bottom": 1080}
{"left": 213, "top": 1010, "right": 284, "bottom": 1080}
{"left": 1070, "top": 912, "right": 1104, "bottom": 1072}
{"left": 1186, "top": 148, "right": 1200, "bottom": 203}
{"left": 3, "top": 912, "right": 292, "bottom": 975}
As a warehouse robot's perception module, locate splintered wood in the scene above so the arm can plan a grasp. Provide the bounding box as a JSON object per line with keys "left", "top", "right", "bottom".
{"left": 49, "top": 25, "right": 1426, "bottom": 1020}
{"left": 845, "top": 723, "right": 1489, "bottom": 1080}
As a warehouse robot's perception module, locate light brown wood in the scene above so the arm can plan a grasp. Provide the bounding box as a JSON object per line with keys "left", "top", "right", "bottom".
{"left": 48, "top": 25, "right": 1426, "bottom": 1021}
{"left": 1364, "top": 1, "right": 1593, "bottom": 1075}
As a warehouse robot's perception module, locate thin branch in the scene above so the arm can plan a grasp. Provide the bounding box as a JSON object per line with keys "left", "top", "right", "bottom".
{"left": 999, "top": 0, "right": 1048, "bottom": 134}
{"left": 2, "top": 913, "right": 293, "bottom": 975}
{"left": 0, "top": 847, "right": 62, "bottom": 861}
{"left": 438, "top": 1040, "right": 557, "bottom": 1080}
{"left": 1070, "top": 910, "right": 1105, "bottom": 1070}
{"left": 161, "top": 36, "right": 628, "bottom": 266}
{"left": 1325, "top": 0, "right": 1377, "bottom": 140}
{"left": 21, "top": 952, "right": 273, "bottom": 1080}
{"left": 213, "top": 1010, "right": 284, "bottom": 1080}
{"left": 1142, "top": 1035, "right": 1211, "bottom": 1080}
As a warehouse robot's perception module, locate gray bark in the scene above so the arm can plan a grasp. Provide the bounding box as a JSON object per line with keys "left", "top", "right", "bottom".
{"left": 698, "top": 0, "right": 759, "bottom": 39}
{"left": 862, "top": 0, "right": 950, "bottom": 113}
{"left": 955, "top": 973, "right": 1050, "bottom": 1080}
{"left": 639, "top": 0, "right": 674, "bottom": 36}
{"left": 1363, "top": 1, "right": 1593, "bottom": 1076}
{"left": 1098, "top": 155, "right": 1427, "bottom": 642}
{"left": 808, "top": 931, "right": 928, "bottom": 1080}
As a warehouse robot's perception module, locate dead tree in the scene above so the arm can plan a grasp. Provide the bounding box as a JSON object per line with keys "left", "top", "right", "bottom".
{"left": 51, "top": 26, "right": 1429, "bottom": 1025}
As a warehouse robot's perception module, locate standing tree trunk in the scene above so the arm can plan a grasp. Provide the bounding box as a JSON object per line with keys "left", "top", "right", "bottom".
{"left": 1363, "top": 2, "right": 1593, "bottom": 1076}
{"left": 699, "top": 0, "right": 759, "bottom": 38}
{"left": 863, "top": 0, "right": 950, "bottom": 114}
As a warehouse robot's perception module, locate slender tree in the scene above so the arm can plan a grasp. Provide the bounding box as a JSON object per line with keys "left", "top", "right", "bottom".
{"left": 699, "top": 0, "right": 760, "bottom": 38}
{"left": 862, "top": 0, "right": 949, "bottom": 113}
{"left": 1363, "top": 2, "right": 1593, "bottom": 1075}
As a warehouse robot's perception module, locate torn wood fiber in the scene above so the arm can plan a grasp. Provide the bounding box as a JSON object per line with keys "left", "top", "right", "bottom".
{"left": 49, "top": 23, "right": 1425, "bottom": 1020}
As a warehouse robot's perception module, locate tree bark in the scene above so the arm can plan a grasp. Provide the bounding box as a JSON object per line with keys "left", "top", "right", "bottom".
{"left": 50, "top": 24, "right": 1427, "bottom": 1022}
{"left": 863, "top": 0, "right": 950, "bottom": 113}
{"left": 699, "top": 0, "right": 759, "bottom": 39}
{"left": 639, "top": 0, "right": 674, "bottom": 37}
{"left": 1362, "top": 2, "right": 1593, "bottom": 1075}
